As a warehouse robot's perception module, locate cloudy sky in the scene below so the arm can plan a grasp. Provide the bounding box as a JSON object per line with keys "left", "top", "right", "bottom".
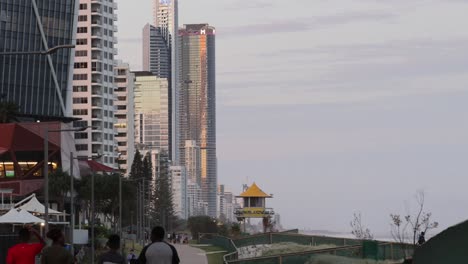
{"left": 117, "top": 0, "right": 468, "bottom": 234}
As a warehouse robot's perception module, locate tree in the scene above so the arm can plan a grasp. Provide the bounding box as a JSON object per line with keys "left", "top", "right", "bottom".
{"left": 152, "top": 151, "right": 175, "bottom": 230}
{"left": 48, "top": 169, "right": 72, "bottom": 211}
{"left": 390, "top": 191, "right": 439, "bottom": 245}
{"left": 129, "top": 150, "right": 143, "bottom": 179}
{"left": 0, "top": 101, "right": 20, "bottom": 123}
{"left": 350, "top": 212, "right": 374, "bottom": 240}
{"left": 187, "top": 216, "right": 218, "bottom": 239}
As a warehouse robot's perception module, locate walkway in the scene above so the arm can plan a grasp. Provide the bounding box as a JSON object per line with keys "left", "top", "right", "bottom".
{"left": 174, "top": 244, "right": 208, "bottom": 264}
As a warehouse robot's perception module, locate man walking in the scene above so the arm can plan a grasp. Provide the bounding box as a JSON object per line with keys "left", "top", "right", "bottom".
{"left": 138, "top": 226, "right": 180, "bottom": 264}
{"left": 6, "top": 227, "right": 45, "bottom": 264}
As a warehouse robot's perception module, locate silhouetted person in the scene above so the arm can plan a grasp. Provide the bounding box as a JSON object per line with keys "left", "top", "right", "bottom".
{"left": 138, "top": 226, "right": 180, "bottom": 264}
{"left": 7, "top": 226, "right": 45, "bottom": 264}
{"left": 418, "top": 231, "right": 426, "bottom": 245}
{"left": 99, "top": 234, "right": 125, "bottom": 264}
{"left": 41, "top": 228, "right": 73, "bottom": 264}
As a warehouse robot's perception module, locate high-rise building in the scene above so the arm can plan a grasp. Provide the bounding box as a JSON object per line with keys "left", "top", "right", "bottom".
{"left": 153, "top": 0, "right": 179, "bottom": 164}
{"left": 142, "top": 24, "right": 170, "bottom": 79}
{"left": 115, "top": 62, "right": 135, "bottom": 175}
{"left": 133, "top": 72, "right": 169, "bottom": 152}
{"left": 178, "top": 24, "right": 217, "bottom": 217}
{"left": 185, "top": 140, "right": 201, "bottom": 184}
{"left": 0, "top": 0, "right": 78, "bottom": 120}
{"left": 72, "top": 0, "right": 119, "bottom": 167}
{"left": 169, "top": 166, "right": 187, "bottom": 219}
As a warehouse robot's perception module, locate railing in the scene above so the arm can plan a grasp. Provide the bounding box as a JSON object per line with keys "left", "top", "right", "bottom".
{"left": 199, "top": 232, "right": 415, "bottom": 264}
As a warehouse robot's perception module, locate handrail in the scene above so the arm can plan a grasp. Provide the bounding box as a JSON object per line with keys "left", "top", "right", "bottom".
{"left": 225, "top": 244, "right": 363, "bottom": 263}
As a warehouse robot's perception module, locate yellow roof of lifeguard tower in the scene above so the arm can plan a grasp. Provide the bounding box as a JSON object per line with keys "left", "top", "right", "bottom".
{"left": 237, "top": 183, "right": 272, "bottom": 198}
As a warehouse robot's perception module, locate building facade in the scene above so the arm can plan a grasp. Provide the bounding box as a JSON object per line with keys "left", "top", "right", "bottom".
{"left": 72, "top": 0, "right": 119, "bottom": 167}
{"left": 133, "top": 72, "right": 169, "bottom": 152}
{"left": 169, "top": 166, "right": 187, "bottom": 219}
{"left": 153, "top": 0, "right": 179, "bottom": 164}
{"left": 114, "top": 62, "right": 135, "bottom": 175}
{"left": 0, "top": 0, "right": 79, "bottom": 120}
{"left": 178, "top": 24, "right": 217, "bottom": 217}
{"left": 142, "top": 24, "right": 170, "bottom": 79}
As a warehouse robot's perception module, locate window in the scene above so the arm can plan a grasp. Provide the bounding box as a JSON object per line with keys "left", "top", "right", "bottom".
{"left": 73, "top": 86, "right": 88, "bottom": 92}
{"left": 75, "top": 133, "right": 88, "bottom": 139}
{"left": 73, "top": 120, "right": 88, "bottom": 128}
{"left": 77, "top": 39, "right": 88, "bottom": 45}
{"left": 76, "top": 144, "right": 89, "bottom": 151}
{"left": 77, "top": 27, "right": 88, "bottom": 34}
{"left": 73, "top": 97, "right": 88, "bottom": 104}
{"left": 78, "top": 15, "right": 87, "bottom": 22}
{"left": 74, "top": 62, "right": 88, "bottom": 69}
{"left": 79, "top": 3, "right": 87, "bottom": 10}
{"left": 75, "top": 50, "right": 88, "bottom": 57}
{"left": 73, "top": 109, "right": 88, "bottom": 115}
{"left": 73, "top": 74, "right": 88, "bottom": 80}
{"left": 104, "top": 99, "right": 108, "bottom": 105}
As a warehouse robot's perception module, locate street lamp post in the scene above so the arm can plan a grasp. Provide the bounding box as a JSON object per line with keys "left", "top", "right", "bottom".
{"left": 0, "top": 44, "right": 75, "bottom": 56}
{"left": 44, "top": 126, "right": 90, "bottom": 235}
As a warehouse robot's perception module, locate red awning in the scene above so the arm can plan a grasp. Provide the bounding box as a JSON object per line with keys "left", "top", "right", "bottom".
{"left": 0, "top": 148, "right": 8, "bottom": 156}
{"left": 83, "top": 160, "right": 115, "bottom": 173}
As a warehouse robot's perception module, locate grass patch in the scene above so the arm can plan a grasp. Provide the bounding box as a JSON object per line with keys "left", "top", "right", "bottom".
{"left": 262, "top": 242, "right": 336, "bottom": 256}
{"left": 306, "top": 255, "right": 397, "bottom": 264}
{"left": 192, "top": 245, "right": 227, "bottom": 264}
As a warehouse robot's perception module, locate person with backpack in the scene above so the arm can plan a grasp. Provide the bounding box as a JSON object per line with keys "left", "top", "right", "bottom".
{"left": 138, "top": 226, "right": 180, "bottom": 264}
{"left": 127, "top": 249, "right": 138, "bottom": 264}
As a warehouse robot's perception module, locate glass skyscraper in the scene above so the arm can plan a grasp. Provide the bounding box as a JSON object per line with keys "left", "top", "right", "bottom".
{"left": 178, "top": 24, "right": 217, "bottom": 217}
{"left": 134, "top": 72, "right": 170, "bottom": 152}
{"left": 0, "top": 0, "right": 78, "bottom": 119}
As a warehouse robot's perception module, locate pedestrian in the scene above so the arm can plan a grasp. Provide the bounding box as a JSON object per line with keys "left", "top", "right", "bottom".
{"left": 127, "top": 249, "right": 138, "bottom": 264}
{"left": 172, "top": 232, "right": 176, "bottom": 244}
{"left": 418, "top": 231, "right": 426, "bottom": 245}
{"left": 6, "top": 226, "right": 45, "bottom": 264}
{"left": 98, "top": 234, "right": 126, "bottom": 264}
{"left": 138, "top": 226, "right": 180, "bottom": 264}
{"left": 41, "top": 228, "right": 74, "bottom": 264}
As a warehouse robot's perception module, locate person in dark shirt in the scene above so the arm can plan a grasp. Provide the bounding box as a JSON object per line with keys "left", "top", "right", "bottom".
{"left": 41, "top": 228, "right": 74, "bottom": 264}
{"left": 99, "top": 234, "right": 125, "bottom": 264}
{"left": 7, "top": 226, "right": 45, "bottom": 264}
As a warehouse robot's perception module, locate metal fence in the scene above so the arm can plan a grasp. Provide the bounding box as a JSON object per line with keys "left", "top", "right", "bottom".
{"left": 200, "top": 232, "right": 415, "bottom": 264}
{"left": 0, "top": 234, "right": 17, "bottom": 263}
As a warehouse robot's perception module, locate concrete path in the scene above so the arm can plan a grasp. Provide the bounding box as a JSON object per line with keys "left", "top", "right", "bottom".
{"left": 174, "top": 244, "right": 208, "bottom": 264}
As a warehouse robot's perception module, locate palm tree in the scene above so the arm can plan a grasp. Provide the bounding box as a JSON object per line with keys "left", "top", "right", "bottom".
{"left": 48, "top": 169, "right": 72, "bottom": 212}
{"left": 0, "top": 101, "right": 20, "bottom": 123}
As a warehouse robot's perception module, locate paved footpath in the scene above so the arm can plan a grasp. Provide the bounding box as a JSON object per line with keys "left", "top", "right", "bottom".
{"left": 174, "top": 244, "right": 208, "bottom": 264}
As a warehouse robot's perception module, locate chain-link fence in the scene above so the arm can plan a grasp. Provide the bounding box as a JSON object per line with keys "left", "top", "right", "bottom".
{"left": 0, "top": 234, "right": 17, "bottom": 263}
{"left": 199, "top": 232, "right": 415, "bottom": 264}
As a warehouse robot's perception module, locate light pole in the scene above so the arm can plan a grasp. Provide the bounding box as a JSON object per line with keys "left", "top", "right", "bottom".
{"left": 44, "top": 126, "right": 90, "bottom": 235}
{"left": 0, "top": 44, "right": 75, "bottom": 56}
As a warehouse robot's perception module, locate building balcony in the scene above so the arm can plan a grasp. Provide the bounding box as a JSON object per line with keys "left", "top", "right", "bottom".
{"left": 112, "top": 2, "right": 118, "bottom": 10}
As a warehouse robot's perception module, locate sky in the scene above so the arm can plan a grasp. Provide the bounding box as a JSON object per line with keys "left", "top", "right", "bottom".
{"left": 116, "top": 0, "right": 468, "bottom": 235}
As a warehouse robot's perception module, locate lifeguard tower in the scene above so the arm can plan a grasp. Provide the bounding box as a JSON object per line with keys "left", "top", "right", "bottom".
{"left": 235, "top": 183, "right": 274, "bottom": 233}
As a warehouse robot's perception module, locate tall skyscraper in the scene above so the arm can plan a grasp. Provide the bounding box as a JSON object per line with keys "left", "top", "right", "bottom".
{"left": 115, "top": 62, "right": 135, "bottom": 175}
{"left": 153, "top": 0, "right": 179, "bottom": 164}
{"left": 169, "top": 166, "right": 187, "bottom": 219}
{"left": 72, "top": 0, "right": 119, "bottom": 167}
{"left": 142, "top": 24, "right": 170, "bottom": 79}
{"left": 0, "top": 0, "right": 78, "bottom": 120}
{"left": 178, "top": 24, "right": 217, "bottom": 217}
{"left": 133, "top": 72, "right": 169, "bottom": 152}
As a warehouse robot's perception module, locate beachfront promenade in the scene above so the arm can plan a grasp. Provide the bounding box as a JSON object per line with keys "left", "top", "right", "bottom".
{"left": 174, "top": 244, "right": 208, "bottom": 264}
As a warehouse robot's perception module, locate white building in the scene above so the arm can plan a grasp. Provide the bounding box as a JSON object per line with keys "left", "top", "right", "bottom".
{"left": 72, "top": 0, "right": 119, "bottom": 167}
{"left": 185, "top": 140, "right": 200, "bottom": 184}
{"left": 114, "top": 62, "right": 135, "bottom": 175}
{"left": 169, "top": 166, "right": 187, "bottom": 219}
{"left": 187, "top": 179, "right": 203, "bottom": 217}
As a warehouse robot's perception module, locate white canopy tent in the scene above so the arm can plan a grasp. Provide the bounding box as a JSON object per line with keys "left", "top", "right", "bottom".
{"left": 15, "top": 194, "right": 63, "bottom": 215}
{"left": 0, "top": 208, "right": 44, "bottom": 224}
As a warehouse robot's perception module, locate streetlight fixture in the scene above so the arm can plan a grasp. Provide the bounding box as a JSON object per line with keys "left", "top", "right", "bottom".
{"left": 0, "top": 44, "right": 75, "bottom": 56}
{"left": 43, "top": 126, "right": 92, "bottom": 236}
